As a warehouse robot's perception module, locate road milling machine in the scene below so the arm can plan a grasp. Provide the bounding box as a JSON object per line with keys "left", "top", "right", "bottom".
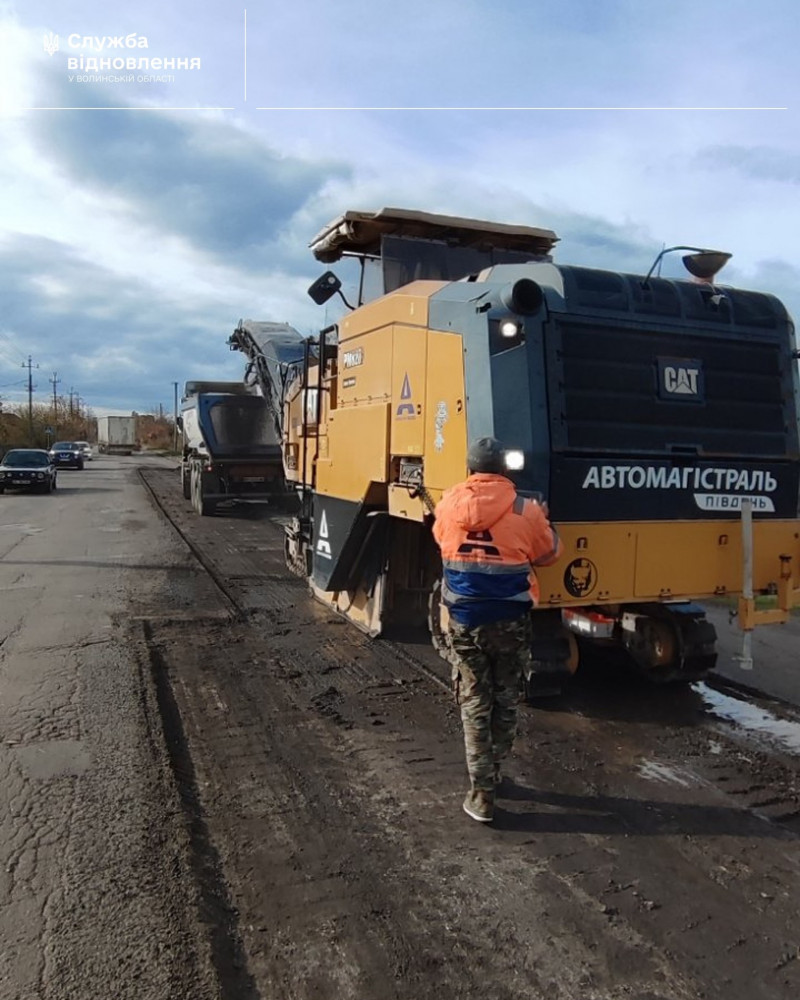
{"left": 245, "top": 209, "right": 800, "bottom": 690}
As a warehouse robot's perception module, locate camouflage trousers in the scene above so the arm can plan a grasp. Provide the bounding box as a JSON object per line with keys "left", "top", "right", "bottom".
{"left": 449, "top": 615, "right": 533, "bottom": 792}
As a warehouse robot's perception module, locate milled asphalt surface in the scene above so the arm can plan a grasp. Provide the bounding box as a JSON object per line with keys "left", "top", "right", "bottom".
{"left": 2, "top": 454, "right": 800, "bottom": 1000}
{"left": 0, "top": 454, "right": 221, "bottom": 1000}
{"left": 139, "top": 467, "right": 800, "bottom": 1000}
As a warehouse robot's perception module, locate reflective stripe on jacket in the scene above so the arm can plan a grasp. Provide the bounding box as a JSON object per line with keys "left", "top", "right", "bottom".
{"left": 432, "top": 473, "right": 562, "bottom": 627}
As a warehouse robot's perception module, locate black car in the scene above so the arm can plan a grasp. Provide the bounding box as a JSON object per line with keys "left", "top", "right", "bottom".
{"left": 48, "top": 441, "right": 85, "bottom": 469}
{"left": 0, "top": 448, "right": 58, "bottom": 493}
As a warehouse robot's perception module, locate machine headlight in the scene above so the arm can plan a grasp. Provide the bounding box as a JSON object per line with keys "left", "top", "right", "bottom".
{"left": 37, "top": 472, "right": 45, "bottom": 479}
{"left": 499, "top": 319, "right": 520, "bottom": 338}
{"left": 504, "top": 450, "right": 525, "bottom": 471}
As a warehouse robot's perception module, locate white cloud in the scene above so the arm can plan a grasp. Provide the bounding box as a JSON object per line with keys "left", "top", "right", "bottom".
{"left": 1, "top": 0, "right": 798, "bottom": 413}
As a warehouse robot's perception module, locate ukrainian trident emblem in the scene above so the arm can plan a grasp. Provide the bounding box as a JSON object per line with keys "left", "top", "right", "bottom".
{"left": 43, "top": 32, "right": 59, "bottom": 56}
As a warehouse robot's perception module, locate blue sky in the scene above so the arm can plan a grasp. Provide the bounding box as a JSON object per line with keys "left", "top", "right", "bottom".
{"left": 0, "top": 0, "right": 798, "bottom": 415}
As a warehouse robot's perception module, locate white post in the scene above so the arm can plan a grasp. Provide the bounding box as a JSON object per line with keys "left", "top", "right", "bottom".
{"left": 736, "top": 499, "right": 754, "bottom": 670}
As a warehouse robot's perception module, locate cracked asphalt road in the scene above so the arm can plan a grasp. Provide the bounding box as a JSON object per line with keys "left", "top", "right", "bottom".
{"left": 0, "top": 455, "right": 220, "bottom": 1000}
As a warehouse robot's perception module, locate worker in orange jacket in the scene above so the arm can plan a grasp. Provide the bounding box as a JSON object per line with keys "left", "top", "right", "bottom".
{"left": 433, "top": 436, "right": 562, "bottom": 823}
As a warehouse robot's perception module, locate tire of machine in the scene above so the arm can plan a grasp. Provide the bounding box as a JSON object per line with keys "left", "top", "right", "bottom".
{"left": 524, "top": 611, "right": 577, "bottom": 701}
{"left": 662, "top": 613, "right": 717, "bottom": 684}
{"left": 181, "top": 462, "right": 191, "bottom": 500}
{"left": 621, "top": 605, "right": 717, "bottom": 684}
{"left": 523, "top": 656, "right": 565, "bottom": 701}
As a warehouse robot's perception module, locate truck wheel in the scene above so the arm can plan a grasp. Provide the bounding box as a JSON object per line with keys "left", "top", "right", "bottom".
{"left": 181, "top": 464, "right": 191, "bottom": 500}
{"left": 190, "top": 467, "right": 200, "bottom": 514}
{"left": 191, "top": 467, "right": 215, "bottom": 516}
{"left": 195, "top": 481, "right": 215, "bottom": 516}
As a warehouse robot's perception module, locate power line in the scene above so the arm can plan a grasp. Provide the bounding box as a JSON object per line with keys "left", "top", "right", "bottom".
{"left": 0, "top": 347, "right": 24, "bottom": 370}
{"left": 0, "top": 330, "right": 26, "bottom": 363}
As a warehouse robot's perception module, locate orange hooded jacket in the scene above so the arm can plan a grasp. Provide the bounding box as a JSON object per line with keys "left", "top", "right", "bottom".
{"left": 432, "top": 473, "right": 562, "bottom": 627}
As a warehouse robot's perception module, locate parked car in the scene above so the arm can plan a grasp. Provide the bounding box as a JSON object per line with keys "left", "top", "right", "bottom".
{"left": 75, "top": 440, "right": 94, "bottom": 461}
{"left": 0, "top": 448, "right": 58, "bottom": 493}
{"left": 48, "top": 441, "right": 85, "bottom": 470}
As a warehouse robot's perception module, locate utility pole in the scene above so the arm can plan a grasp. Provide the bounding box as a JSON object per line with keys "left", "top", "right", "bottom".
{"left": 172, "top": 381, "right": 179, "bottom": 453}
{"left": 49, "top": 370, "right": 60, "bottom": 437}
{"left": 22, "top": 355, "right": 38, "bottom": 444}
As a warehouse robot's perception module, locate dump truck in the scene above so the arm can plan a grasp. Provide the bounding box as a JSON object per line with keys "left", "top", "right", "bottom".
{"left": 278, "top": 208, "right": 800, "bottom": 690}
{"left": 179, "top": 375, "right": 299, "bottom": 516}
{"left": 97, "top": 415, "right": 136, "bottom": 455}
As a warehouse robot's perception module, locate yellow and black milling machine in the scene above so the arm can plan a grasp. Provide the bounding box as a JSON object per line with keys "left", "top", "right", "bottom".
{"left": 230, "top": 208, "right": 800, "bottom": 695}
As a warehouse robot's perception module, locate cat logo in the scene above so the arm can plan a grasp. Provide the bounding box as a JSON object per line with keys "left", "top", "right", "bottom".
{"left": 665, "top": 367, "right": 699, "bottom": 394}
{"left": 396, "top": 372, "right": 415, "bottom": 418}
{"left": 657, "top": 357, "right": 704, "bottom": 402}
{"left": 316, "top": 509, "right": 332, "bottom": 559}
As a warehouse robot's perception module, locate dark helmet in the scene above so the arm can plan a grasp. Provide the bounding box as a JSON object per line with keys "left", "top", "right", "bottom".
{"left": 467, "top": 436, "right": 506, "bottom": 474}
